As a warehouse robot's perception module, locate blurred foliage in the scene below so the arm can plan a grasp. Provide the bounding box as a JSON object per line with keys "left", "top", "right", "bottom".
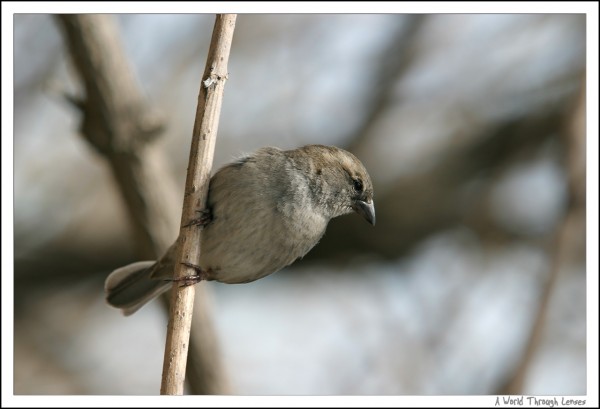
{"left": 12, "top": 14, "right": 587, "bottom": 395}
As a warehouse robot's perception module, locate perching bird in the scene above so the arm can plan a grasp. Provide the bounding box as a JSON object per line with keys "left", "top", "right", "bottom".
{"left": 105, "top": 144, "right": 375, "bottom": 315}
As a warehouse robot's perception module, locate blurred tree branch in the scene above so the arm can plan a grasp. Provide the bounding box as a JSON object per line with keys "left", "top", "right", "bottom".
{"left": 304, "top": 14, "right": 583, "bottom": 264}
{"left": 346, "top": 15, "right": 426, "bottom": 153}
{"left": 306, "top": 88, "right": 580, "bottom": 263}
{"left": 55, "top": 14, "right": 229, "bottom": 395}
{"left": 57, "top": 14, "right": 175, "bottom": 257}
{"left": 498, "top": 74, "right": 586, "bottom": 395}
{"left": 12, "top": 14, "right": 586, "bottom": 395}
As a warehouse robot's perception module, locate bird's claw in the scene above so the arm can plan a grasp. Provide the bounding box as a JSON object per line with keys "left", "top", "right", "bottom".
{"left": 168, "top": 262, "right": 208, "bottom": 287}
{"left": 184, "top": 208, "right": 213, "bottom": 229}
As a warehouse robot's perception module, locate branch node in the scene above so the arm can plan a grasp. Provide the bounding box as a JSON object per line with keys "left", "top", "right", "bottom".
{"left": 203, "top": 73, "right": 228, "bottom": 89}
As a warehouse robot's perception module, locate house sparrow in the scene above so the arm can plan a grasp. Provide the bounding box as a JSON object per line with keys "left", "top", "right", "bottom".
{"left": 105, "top": 144, "right": 375, "bottom": 315}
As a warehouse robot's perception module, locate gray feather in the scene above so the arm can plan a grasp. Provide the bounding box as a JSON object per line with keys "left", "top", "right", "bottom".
{"left": 105, "top": 261, "right": 172, "bottom": 316}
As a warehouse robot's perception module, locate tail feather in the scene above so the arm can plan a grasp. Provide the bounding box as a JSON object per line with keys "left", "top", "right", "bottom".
{"left": 105, "top": 261, "right": 172, "bottom": 316}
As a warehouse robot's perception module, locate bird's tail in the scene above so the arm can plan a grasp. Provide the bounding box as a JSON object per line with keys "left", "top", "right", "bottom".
{"left": 105, "top": 261, "right": 172, "bottom": 316}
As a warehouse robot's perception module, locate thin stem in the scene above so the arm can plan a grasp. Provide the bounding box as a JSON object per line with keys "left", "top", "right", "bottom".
{"left": 160, "top": 14, "right": 237, "bottom": 396}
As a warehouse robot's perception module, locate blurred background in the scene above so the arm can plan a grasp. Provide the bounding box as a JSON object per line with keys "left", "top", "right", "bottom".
{"left": 12, "top": 13, "right": 588, "bottom": 395}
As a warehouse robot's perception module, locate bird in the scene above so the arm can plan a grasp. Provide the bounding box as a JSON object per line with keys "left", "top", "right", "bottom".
{"left": 105, "top": 144, "right": 375, "bottom": 315}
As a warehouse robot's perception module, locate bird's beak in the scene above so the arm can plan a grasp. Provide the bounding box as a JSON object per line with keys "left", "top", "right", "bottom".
{"left": 353, "top": 199, "right": 375, "bottom": 226}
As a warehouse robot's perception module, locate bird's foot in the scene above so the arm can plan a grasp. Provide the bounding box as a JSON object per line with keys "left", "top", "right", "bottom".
{"left": 168, "top": 262, "right": 209, "bottom": 287}
{"left": 183, "top": 208, "right": 213, "bottom": 229}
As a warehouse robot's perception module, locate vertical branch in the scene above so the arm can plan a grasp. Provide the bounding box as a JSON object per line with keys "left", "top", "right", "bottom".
{"left": 56, "top": 14, "right": 229, "bottom": 395}
{"left": 160, "top": 14, "right": 237, "bottom": 395}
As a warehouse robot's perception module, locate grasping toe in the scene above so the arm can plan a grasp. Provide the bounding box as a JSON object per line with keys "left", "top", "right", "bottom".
{"left": 165, "top": 262, "right": 210, "bottom": 287}
{"left": 183, "top": 208, "right": 213, "bottom": 228}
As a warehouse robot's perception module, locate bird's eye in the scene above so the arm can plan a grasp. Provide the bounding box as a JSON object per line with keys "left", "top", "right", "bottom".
{"left": 353, "top": 178, "right": 363, "bottom": 192}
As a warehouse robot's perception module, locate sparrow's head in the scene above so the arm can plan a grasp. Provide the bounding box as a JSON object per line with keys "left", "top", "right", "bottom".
{"left": 290, "top": 145, "right": 375, "bottom": 225}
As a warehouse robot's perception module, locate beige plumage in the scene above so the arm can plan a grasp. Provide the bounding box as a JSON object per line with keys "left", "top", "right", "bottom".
{"left": 105, "top": 144, "right": 375, "bottom": 315}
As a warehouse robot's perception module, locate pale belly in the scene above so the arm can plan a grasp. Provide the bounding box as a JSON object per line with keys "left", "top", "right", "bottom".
{"left": 199, "top": 203, "right": 327, "bottom": 284}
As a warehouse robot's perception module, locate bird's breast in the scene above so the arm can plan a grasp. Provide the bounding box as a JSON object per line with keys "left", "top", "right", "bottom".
{"left": 199, "top": 192, "right": 327, "bottom": 285}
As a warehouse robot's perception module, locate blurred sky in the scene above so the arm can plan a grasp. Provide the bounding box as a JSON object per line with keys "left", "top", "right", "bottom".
{"left": 2, "top": 2, "right": 599, "bottom": 406}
